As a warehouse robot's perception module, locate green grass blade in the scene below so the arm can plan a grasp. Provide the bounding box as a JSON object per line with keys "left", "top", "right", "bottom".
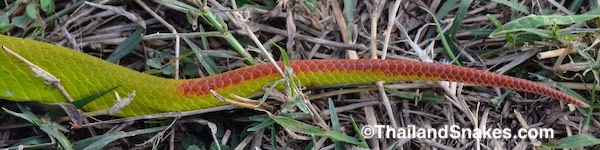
{"left": 542, "top": 134, "right": 600, "bottom": 149}
{"left": 423, "top": 0, "right": 458, "bottom": 40}
{"left": 3, "top": 105, "right": 42, "bottom": 126}
{"left": 106, "top": 28, "right": 145, "bottom": 63}
{"left": 448, "top": 0, "right": 473, "bottom": 37}
{"left": 421, "top": 7, "right": 462, "bottom": 66}
{"left": 0, "top": 0, "right": 22, "bottom": 31}
{"left": 200, "top": 6, "right": 253, "bottom": 65}
{"left": 183, "top": 38, "right": 220, "bottom": 75}
{"left": 247, "top": 118, "right": 275, "bottom": 131}
{"left": 159, "top": 0, "right": 254, "bottom": 65}
{"left": 4, "top": 105, "right": 73, "bottom": 149}
{"left": 272, "top": 115, "right": 362, "bottom": 145}
{"left": 270, "top": 124, "right": 277, "bottom": 149}
{"left": 73, "top": 126, "right": 167, "bottom": 150}
{"left": 41, "top": 0, "right": 87, "bottom": 25}
{"left": 160, "top": 0, "right": 202, "bottom": 12}
{"left": 490, "top": 7, "right": 600, "bottom": 38}
{"left": 40, "top": 124, "right": 73, "bottom": 150}
{"left": 343, "top": 0, "right": 356, "bottom": 39}
{"left": 328, "top": 99, "right": 344, "bottom": 149}
{"left": 568, "top": 0, "right": 584, "bottom": 13}
{"left": 492, "top": 0, "right": 531, "bottom": 14}
{"left": 349, "top": 116, "right": 369, "bottom": 148}
{"left": 487, "top": 14, "right": 503, "bottom": 28}
{"left": 44, "top": 86, "right": 119, "bottom": 118}
{"left": 72, "top": 86, "right": 121, "bottom": 108}
{"left": 436, "top": 0, "right": 459, "bottom": 19}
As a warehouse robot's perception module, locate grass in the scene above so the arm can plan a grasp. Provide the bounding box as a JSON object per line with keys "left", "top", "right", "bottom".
{"left": 0, "top": 0, "right": 599, "bottom": 149}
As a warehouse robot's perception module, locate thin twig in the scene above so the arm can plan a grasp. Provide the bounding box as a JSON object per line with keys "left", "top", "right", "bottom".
{"left": 207, "top": 0, "right": 285, "bottom": 77}
{"left": 135, "top": 0, "right": 181, "bottom": 79}
{"left": 2, "top": 46, "right": 75, "bottom": 103}
{"left": 79, "top": 105, "right": 238, "bottom": 127}
{"left": 254, "top": 23, "right": 368, "bottom": 50}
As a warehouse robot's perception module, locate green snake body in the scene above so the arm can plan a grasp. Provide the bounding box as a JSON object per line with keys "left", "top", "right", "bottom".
{"left": 0, "top": 35, "right": 184, "bottom": 116}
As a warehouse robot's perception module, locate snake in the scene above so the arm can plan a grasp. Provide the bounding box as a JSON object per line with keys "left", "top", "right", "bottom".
{"left": 0, "top": 35, "right": 589, "bottom": 117}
